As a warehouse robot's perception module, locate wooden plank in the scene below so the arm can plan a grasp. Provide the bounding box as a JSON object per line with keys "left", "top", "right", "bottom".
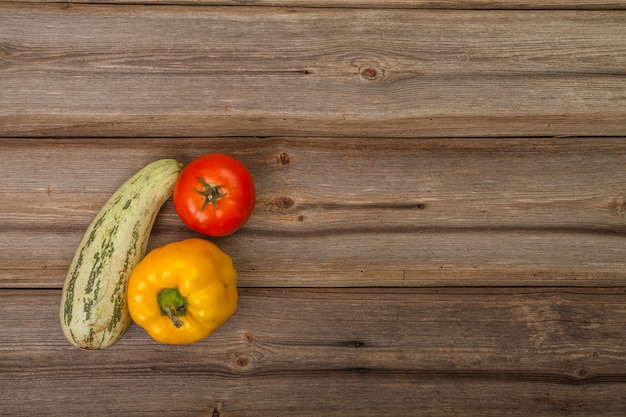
{"left": 6, "top": 0, "right": 626, "bottom": 10}
{"left": 2, "top": 288, "right": 625, "bottom": 416}
{"left": 1, "top": 137, "right": 625, "bottom": 288}
{"left": 5, "top": 374, "right": 626, "bottom": 416}
{"left": 5, "top": 228, "right": 626, "bottom": 287}
{"left": 1, "top": 4, "right": 624, "bottom": 138}
{"left": 6, "top": 373, "right": 626, "bottom": 417}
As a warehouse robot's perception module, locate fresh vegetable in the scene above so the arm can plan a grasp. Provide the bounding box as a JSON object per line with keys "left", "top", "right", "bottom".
{"left": 59, "top": 159, "right": 182, "bottom": 349}
{"left": 127, "top": 238, "right": 238, "bottom": 345}
{"left": 173, "top": 153, "right": 255, "bottom": 237}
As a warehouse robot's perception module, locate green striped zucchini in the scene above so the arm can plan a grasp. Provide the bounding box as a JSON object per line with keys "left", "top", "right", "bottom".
{"left": 60, "top": 159, "right": 182, "bottom": 349}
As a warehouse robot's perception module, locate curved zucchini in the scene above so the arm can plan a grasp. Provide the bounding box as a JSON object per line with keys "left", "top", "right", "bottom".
{"left": 60, "top": 159, "right": 182, "bottom": 349}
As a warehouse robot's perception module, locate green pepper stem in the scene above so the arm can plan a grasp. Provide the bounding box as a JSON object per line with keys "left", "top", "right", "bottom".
{"left": 157, "top": 288, "right": 188, "bottom": 328}
{"left": 163, "top": 305, "right": 184, "bottom": 328}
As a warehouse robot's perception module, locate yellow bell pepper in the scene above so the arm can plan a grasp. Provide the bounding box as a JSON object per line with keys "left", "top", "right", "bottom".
{"left": 127, "top": 238, "right": 238, "bottom": 344}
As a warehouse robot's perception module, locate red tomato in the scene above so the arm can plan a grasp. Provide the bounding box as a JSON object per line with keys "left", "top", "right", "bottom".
{"left": 173, "top": 153, "right": 256, "bottom": 237}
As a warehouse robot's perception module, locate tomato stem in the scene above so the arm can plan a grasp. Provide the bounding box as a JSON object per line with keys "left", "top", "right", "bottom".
{"left": 157, "top": 288, "right": 188, "bottom": 328}
{"left": 194, "top": 176, "right": 227, "bottom": 212}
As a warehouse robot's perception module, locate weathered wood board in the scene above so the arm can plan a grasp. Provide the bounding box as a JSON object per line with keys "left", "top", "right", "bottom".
{"left": 6, "top": 0, "right": 626, "bottom": 8}
{"left": 0, "top": 1, "right": 625, "bottom": 416}
{"left": 2, "top": 137, "right": 626, "bottom": 288}
{"left": 2, "top": 288, "right": 626, "bottom": 416}
{"left": 1, "top": 4, "right": 625, "bottom": 137}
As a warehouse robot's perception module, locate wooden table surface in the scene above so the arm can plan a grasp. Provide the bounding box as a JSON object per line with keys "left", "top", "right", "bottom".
{"left": 1, "top": 1, "right": 625, "bottom": 416}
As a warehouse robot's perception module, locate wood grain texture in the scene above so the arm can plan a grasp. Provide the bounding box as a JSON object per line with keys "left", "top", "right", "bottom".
{"left": 6, "top": 0, "right": 626, "bottom": 9}
{"left": 1, "top": 288, "right": 625, "bottom": 416}
{"left": 1, "top": 4, "right": 624, "bottom": 137}
{"left": 2, "top": 0, "right": 625, "bottom": 415}
{"left": 2, "top": 137, "right": 625, "bottom": 288}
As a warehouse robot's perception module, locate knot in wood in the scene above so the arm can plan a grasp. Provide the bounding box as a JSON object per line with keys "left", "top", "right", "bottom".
{"left": 242, "top": 329, "right": 257, "bottom": 345}
{"left": 274, "top": 196, "right": 295, "bottom": 210}
{"left": 234, "top": 353, "right": 257, "bottom": 371}
{"left": 210, "top": 401, "right": 224, "bottom": 417}
{"left": 359, "top": 67, "right": 383, "bottom": 81}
